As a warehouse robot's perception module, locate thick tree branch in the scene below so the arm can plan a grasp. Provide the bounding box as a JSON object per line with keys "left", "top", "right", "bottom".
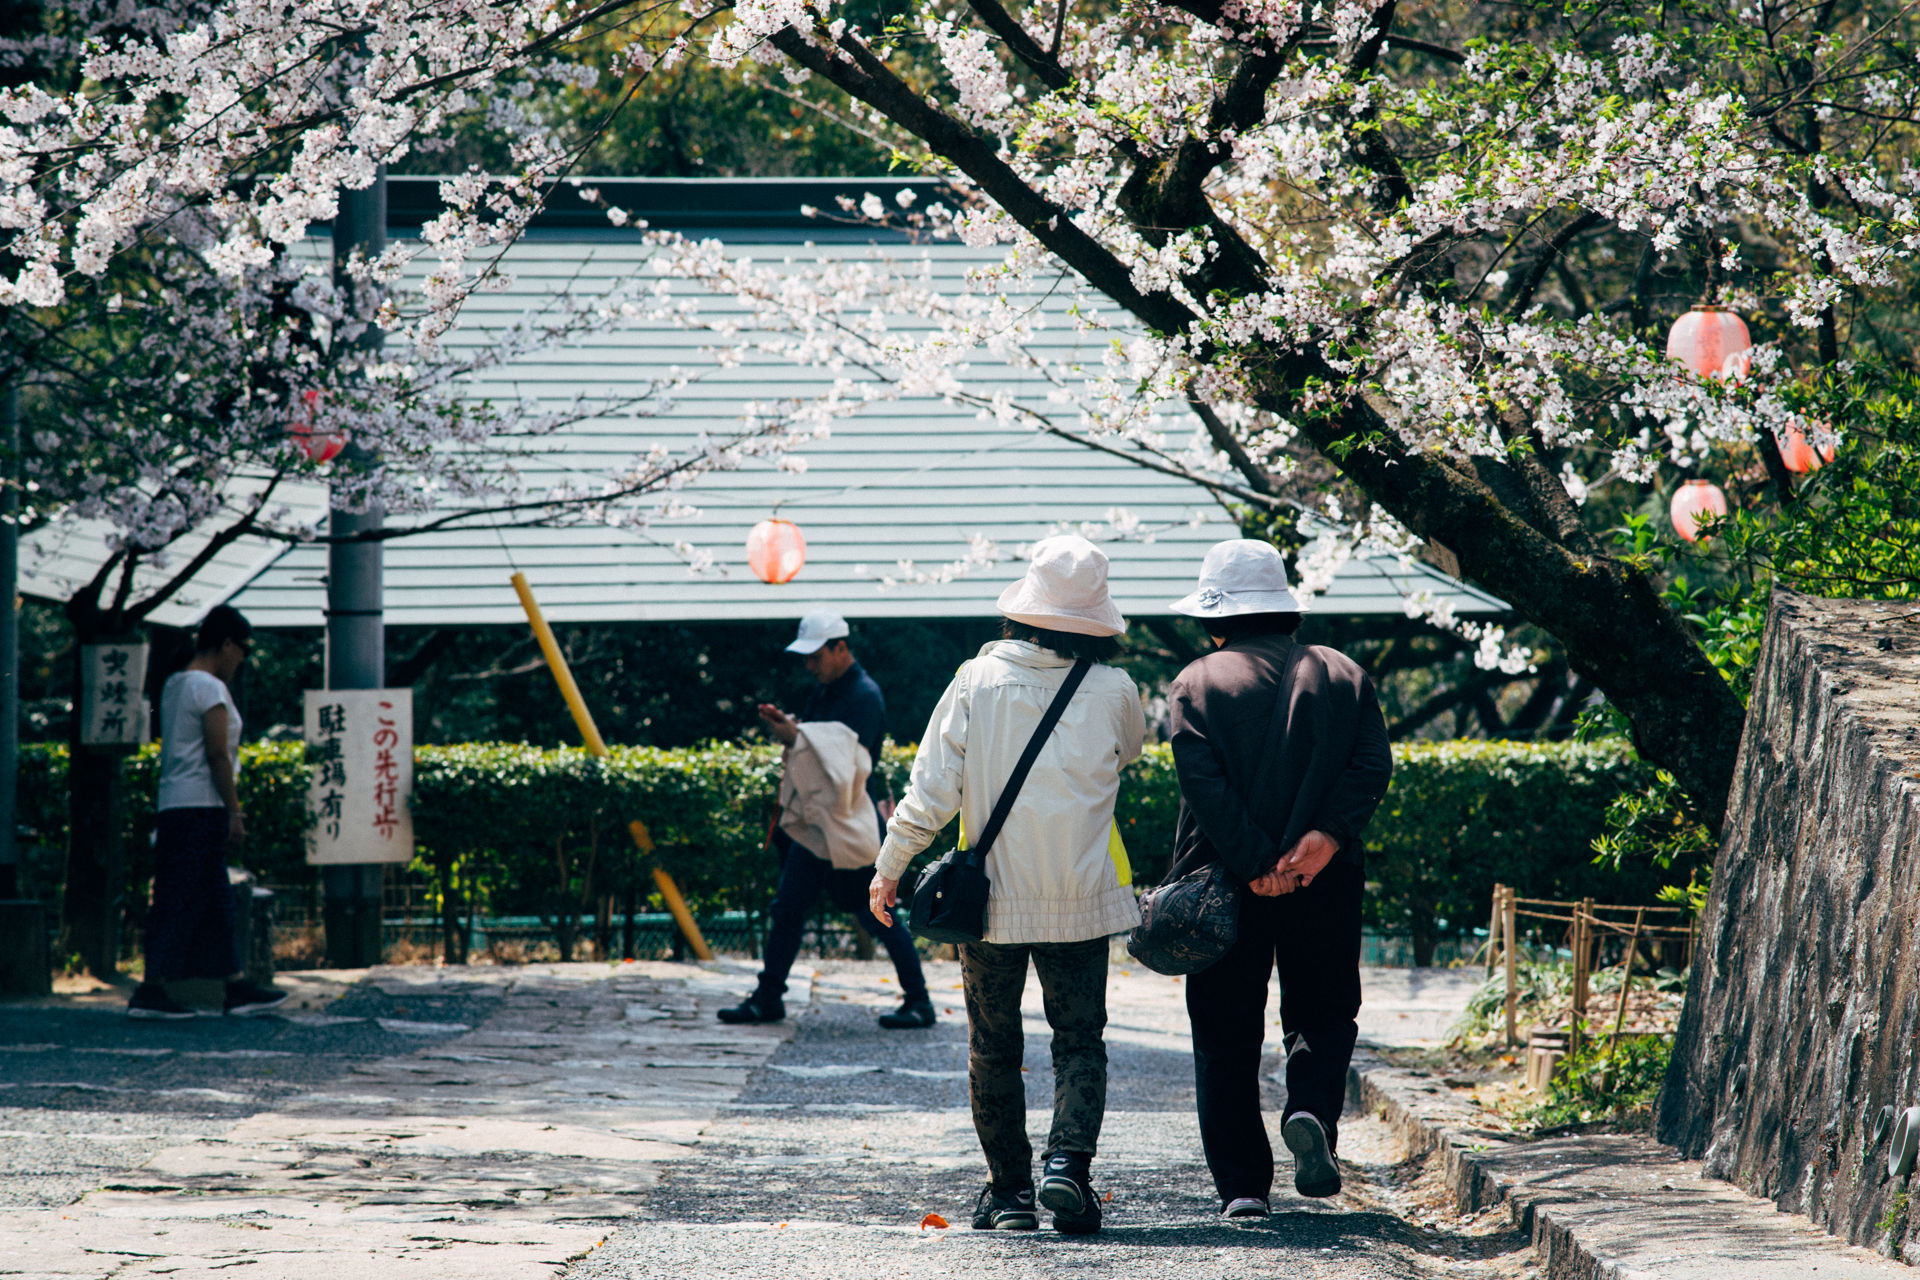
{"left": 768, "top": 26, "right": 1196, "bottom": 335}
{"left": 965, "top": 0, "right": 1072, "bottom": 91}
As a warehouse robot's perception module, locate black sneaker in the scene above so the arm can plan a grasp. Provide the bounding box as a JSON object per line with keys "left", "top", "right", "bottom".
{"left": 716, "top": 993, "right": 784, "bottom": 1024}
{"left": 971, "top": 1183, "right": 1038, "bottom": 1230}
{"left": 877, "top": 998, "right": 935, "bottom": 1030}
{"left": 1037, "top": 1151, "right": 1100, "bottom": 1234}
{"left": 1282, "top": 1112, "right": 1342, "bottom": 1198}
{"left": 224, "top": 980, "right": 290, "bottom": 1017}
{"left": 126, "top": 984, "right": 197, "bottom": 1020}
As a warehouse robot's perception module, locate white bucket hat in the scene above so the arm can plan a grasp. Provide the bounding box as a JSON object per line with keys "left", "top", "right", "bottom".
{"left": 785, "top": 609, "right": 850, "bottom": 654}
{"left": 996, "top": 535, "right": 1128, "bottom": 637}
{"left": 1169, "top": 539, "right": 1305, "bottom": 618}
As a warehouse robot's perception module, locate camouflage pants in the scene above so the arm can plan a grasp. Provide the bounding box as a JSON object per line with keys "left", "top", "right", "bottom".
{"left": 960, "top": 936, "right": 1110, "bottom": 1190}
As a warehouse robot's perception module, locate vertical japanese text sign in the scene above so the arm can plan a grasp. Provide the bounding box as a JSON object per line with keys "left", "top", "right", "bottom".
{"left": 303, "top": 689, "right": 414, "bottom": 865}
{"left": 80, "top": 643, "right": 150, "bottom": 746}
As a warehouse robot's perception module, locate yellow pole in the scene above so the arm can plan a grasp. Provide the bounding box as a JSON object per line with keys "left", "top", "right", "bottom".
{"left": 510, "top": 572, "right": 713, "bottom": 960}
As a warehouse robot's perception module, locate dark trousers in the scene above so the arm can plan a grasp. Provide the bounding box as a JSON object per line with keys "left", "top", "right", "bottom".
{"left": 145, "top": 807, "right": 239, "bottom": 984}
{"left": 960, "top": 936, "right": 1110, "bottom": 1190}
{"left": 1185, "top": 860, "right": 1363, "bottom": 1205}
{"left": 755, "top": 841, "right": 927, "bottom": 1003}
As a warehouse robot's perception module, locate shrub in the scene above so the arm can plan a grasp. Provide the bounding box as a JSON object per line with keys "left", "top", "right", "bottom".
{"left": 17, "top": 736, "right": 1680, "bottom": 963}
{"left": 1361, "top": 740, "right": 1680, "bottom": 964}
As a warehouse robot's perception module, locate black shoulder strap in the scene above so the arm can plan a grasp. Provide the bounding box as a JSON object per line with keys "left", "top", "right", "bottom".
{"left": 966, "top": 658, "right": 1092, "bottom": 865}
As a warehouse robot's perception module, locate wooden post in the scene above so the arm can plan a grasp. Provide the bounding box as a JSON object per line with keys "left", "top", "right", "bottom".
{"left": 1568, "top": 901, "right": 1588, "bottom": 1059}
{"left": 1502, "top": 885, "right": 1519, "bottom": 1047}
{"left": 513, "top": 571, "right": 712, "bottom": 960}
{"left": 1486, "top": 883, "right": 1504, "bottom": 976}
{"left": 1600, "top": 908, "right": 1645, "bottom": 1094}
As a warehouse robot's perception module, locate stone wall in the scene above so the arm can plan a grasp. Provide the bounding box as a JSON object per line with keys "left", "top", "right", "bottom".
{"left": 1659, "top": 590, "right": 1920, "bottom": 1262}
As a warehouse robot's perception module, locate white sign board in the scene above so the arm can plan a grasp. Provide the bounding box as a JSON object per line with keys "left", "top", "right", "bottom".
{"left": 303, "top": 688, "right": 414, "bottom": 865}
{"left": 80, "top": 643, "right": 150, "bottom": 746}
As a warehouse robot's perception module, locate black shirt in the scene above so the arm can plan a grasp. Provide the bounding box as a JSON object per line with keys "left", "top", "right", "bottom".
{"left": 1167, "top": 634, "right": 1392, "bottom": 884}
{"left": 800, "top": 659, "right": 889, "bottom": 804}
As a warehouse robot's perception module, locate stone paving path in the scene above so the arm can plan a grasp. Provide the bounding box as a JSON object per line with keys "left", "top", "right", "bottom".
{"left": 1, "top": 960, "right": 805, "bottom": 1279}
{"left": 565, "top": 960, "right": 1516, "bottom": 1280}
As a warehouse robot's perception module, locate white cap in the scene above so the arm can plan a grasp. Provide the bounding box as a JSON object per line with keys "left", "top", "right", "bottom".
{"left": 995, "top": 535, "right": 1128, "bottom": 637}
{"left": 785, "top": 610, "right": 851, "bottom": 654}
{"left": 1168, "top": 539, "right": 1304, "bottom": 618}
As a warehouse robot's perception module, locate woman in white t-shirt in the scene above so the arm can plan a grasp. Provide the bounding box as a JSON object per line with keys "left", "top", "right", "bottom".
{"left": 127, "top": 605, "right": 287, "bottom": 1020}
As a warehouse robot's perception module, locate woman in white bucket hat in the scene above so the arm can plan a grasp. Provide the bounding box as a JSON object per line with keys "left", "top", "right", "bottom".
{"left": 869, "top": 534, "right": 1144, "bottom": 1236}
{"left": 1164, "top": 539, "right": 1392, "bottom": 1220}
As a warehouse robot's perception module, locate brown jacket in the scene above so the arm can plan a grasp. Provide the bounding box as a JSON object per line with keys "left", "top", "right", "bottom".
{"left": 1166, "top": 634, "right": 1392, "bottom": 885}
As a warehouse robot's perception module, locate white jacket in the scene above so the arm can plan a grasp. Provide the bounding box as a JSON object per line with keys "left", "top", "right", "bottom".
{"left": 878, "top": 640, "right": 1145, "bottom": 944}
{"left": 779, "top": 722, "right": 882, "bottom": 870}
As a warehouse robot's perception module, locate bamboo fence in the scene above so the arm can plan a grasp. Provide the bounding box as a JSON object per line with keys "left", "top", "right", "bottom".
{"left": 1480, "top": 883, "right": 1696, "bottom": 1074}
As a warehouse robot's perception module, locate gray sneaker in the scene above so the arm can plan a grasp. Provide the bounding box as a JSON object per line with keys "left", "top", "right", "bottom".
{"left": 1282, "top": 1113, "right": 1341, "bottom": 1198}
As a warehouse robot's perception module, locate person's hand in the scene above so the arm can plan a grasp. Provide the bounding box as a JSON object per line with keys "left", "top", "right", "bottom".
{"left": 757, "top": 703, "right": 799, "bottom": 746}
{"left": 877, "top": 798, "right": 895, "bottom": 822}
{"left": 227, "top": 809, "right": 248, "bottom": 848}
{"left": 1247, "top": 865, "right": 1294, "bottom": 897}
{"left": 869, "top": 874, "right": 900, "bottom": 928}
{"left": 1276, "top": 829, "right": 1340, "bottom": 891}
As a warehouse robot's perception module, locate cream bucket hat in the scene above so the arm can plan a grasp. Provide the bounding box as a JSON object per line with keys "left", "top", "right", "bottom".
{"left": 1169, "top": 539, "right": 1305, "bottom": 617}
{"left": 996, "top": 535, "right": 1128, "bottom": 637}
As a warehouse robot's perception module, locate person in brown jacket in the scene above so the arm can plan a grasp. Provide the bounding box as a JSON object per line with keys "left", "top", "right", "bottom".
{"left": 1165, "top": 539, "right": 1393, "bottom": 1219}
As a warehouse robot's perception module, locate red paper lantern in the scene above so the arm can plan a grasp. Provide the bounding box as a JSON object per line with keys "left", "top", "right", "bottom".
{"left": 1670, "top": 479, "right": 1728, "bottom": 543}
{"left": 288, "top": 389, "right": 346, "bottom": 464}
{"left": 1666, "top": 305, "right": 1751, "bottom": 379}
{"left": 1776, "top": 422, "right": 1836, "bottom": 474}
{"left": 747, "top": 517, "right": 807, "bottom": 584}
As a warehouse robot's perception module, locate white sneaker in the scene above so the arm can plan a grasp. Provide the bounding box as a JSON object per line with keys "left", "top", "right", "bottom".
{"left": 1223, "top": 1196, "right": 1270, "bottom": 1219}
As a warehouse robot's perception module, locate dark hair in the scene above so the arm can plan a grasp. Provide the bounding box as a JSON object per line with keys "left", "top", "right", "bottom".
{"left": 1202, "top": 611, "right": 1303, "bottom": 645}
{"left": 1001, "top": 618, "right": 1121, "bottom": 664}
{"left": 195, "top": 604, "right": 254, "bottom": 654}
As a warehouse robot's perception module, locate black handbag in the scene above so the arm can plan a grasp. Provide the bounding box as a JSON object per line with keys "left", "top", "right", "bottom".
{"left": 1126, "top": 861, "right": 1240, "bottom": 975}
{"left": 909, "top": 658, "right": 1092, "bottom": 945}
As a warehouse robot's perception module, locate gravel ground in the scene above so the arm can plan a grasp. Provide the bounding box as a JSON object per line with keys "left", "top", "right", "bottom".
{"left": 0, "top": 981, "right": 504, "bottom": 1208}
{"left": 569, "top": 960, "right": 1536, "bottom": 1280}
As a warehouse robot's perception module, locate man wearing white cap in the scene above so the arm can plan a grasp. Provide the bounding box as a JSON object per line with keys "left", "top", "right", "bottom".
{"left": 1164, "top": 539, "right": 1392, "bottom": 1220}
{"left": 716, "top": 610, "right": 934, "bottom": 1029}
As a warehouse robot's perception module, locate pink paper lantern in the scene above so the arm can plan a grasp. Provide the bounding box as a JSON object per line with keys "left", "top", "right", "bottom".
{"left": 747, "top": 517, "right": 807, "bottom": 584}
{"left": 1670, "top": 479, "right": 1728, "bottom": 543}
{"left": 1776, "top": 422, "right": 1836, "bottom": 474}
{"left": 288, "top": 389, "right": 346, "bottom": 464}
{"left": 1667, "top": 306, "right": 1752, "bottom": 379}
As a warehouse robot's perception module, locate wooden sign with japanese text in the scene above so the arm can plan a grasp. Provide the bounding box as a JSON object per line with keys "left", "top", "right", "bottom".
{"left": 80, "top": 643, "right": 150, "bottom": 746}
{"left": 303, "top": 688, "right": 414, "bottom": 865}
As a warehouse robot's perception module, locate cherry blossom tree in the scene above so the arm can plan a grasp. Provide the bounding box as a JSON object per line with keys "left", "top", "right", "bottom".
{"left": 669, "top": 0, "right": 1920, "bottom": 830}
{"left": 12, "top": 0, "right": 1920, "bottom": 841}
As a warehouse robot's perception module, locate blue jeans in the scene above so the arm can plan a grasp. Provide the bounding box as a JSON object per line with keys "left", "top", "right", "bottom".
{"left": 756, "top": 840, "right": 927, "bottom": 1004}
{"left": 145, "top": 807, "right": 239, "bottom": 983}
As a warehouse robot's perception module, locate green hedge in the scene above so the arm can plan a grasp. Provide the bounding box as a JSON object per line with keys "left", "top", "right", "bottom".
{"left": 17, "top": 737, "right": 1677, "bottom": 961}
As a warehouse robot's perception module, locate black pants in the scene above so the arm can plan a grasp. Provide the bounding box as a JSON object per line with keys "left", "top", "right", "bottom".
{"left": 960, "top": 937, "right": 1110, "bottom": 1190}
{"left": 754, "top": 841, "right": 928, "bottom": 1004}
{"left": 145, "top": 807, "right": 239, "bottom": 984}
{"left": 1184, "top": 860, "right": 1363, "bottom": 1205}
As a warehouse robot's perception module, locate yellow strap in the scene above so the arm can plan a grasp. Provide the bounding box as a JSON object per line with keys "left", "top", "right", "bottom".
{"left": 1108, "top": 820, "right": 1132, "bottom": 887}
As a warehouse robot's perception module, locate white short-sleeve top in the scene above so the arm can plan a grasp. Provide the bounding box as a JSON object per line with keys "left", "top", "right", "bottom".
{"left": 157, "top": 669, "right": 241, "bottom": 811}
